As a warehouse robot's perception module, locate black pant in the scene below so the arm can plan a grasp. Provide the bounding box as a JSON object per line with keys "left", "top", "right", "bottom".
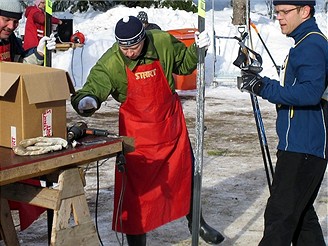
{"left": 259, "top": 151, "right": 327, "bottom": 246}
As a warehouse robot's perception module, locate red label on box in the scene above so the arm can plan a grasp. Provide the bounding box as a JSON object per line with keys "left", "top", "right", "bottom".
{"left": 42, "top": 109, "right": 53, "bottom": 136}
{"left": 11, "top": 126, "right": 17, "bottom": 147}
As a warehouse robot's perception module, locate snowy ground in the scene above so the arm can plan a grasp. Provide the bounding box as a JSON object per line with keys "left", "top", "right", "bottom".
{"left": 3, "top": 0, "right": 327, "bottom": 245}
{"left": 6, "top": 86, "right": 327, "bottom": 246}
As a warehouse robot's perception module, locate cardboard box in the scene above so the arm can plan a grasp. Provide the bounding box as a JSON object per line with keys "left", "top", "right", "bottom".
{"left": 0, "top": 62, "right": 75, "bottom": 148}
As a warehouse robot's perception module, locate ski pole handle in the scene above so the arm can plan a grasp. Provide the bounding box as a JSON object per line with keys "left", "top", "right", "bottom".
{"left": 250, "top": 21, "right": 280, "bottom": 75}
{"left": 250, "top": 22, "right": 259, "bottom": 34}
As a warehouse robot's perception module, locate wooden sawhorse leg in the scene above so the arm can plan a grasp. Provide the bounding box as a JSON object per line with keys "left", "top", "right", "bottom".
{"left": 0, "top": 197, "right": 19, "bottom": 246}
{"left": 50, "top": 168, "right": 99, "bottom": 246}
{"left": 0, "top": 167, "right": 99, "bottom": 245}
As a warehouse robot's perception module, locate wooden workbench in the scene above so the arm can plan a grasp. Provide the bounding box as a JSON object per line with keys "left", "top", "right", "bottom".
{"left": 0, "top": 136, "right": 132, "bottom": 246}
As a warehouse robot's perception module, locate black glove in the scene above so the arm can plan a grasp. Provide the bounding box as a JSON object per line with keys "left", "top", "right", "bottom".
{"left": 238, "top": 71, "right": 263, "bottom": 95}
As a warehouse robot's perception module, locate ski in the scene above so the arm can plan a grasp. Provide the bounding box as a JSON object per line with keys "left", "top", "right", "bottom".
{"left": 192, "top": 0, "right": 206, "bottom": 245}
{"left": 45, "top": 0, "right": 52, "bottom": 67}
{"left": 44, "top": 2, "right": 54, "bottom": 243}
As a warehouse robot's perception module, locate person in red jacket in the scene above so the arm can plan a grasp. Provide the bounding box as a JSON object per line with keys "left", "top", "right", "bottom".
{"left": 23, "top": 0, "right": 62, "bottom": 51}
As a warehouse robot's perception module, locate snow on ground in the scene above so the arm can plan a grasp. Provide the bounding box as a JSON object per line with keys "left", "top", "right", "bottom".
{"left": 6, "top": 1, "right": 328, "bottom": 245}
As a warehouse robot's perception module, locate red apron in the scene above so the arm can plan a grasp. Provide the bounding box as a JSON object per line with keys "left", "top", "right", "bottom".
{"left": 112, "top": 61, "right": 192, "bottom": 234}
{"left": 0, "top": 42, "right": 11, "bottom": 61}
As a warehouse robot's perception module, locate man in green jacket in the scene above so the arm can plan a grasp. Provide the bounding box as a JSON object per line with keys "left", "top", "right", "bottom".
{"left": 71, "top": 16, "right": 224, "bottom": 245}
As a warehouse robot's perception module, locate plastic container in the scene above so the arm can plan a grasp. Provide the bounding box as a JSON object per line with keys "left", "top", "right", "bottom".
{"left": 167, "top": 28, "right": 198, "bottom": 90}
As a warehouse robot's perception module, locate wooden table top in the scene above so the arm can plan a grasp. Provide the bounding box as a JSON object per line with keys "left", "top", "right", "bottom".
{"left": 0, "top": 136, "right": 123, "bottom": 186}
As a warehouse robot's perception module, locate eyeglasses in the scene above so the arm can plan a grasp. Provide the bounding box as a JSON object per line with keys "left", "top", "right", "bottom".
{"left": 274, "top": 7, "right": 300, "bottom": 17}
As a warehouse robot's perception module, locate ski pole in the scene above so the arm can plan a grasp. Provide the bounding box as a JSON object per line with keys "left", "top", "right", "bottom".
{"left": 250, "top": 22, "right": 280, "bottom": 75}
{"left": 192, "top": 0, "right": 206, "bottom": 245}
{"left": 247, "top": 23, "right": 274, "bottom": 188}
{"left": 247, "top": 24, "right": 275, "bottom": 187}
{"left": 234, "top": 31, "right": 274, "bottom": 191}
{"left": 250, "top": 94, "right": 274, "bottom": 192}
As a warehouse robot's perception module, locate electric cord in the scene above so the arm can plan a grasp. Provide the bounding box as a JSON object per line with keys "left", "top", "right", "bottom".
{"left": 85, "top": 158, "right": 108, "bottom": 246}
{"left": 56, "top": 35, "right": 69, "bottom": 44}
{"left": 54, "top": 35, "right": 75, "bottom": 86}
{"left": 96, "top": 160, "right": 105, "bottom": 246}
{"left": 84, "top": 158, "right": 107, "bottom": 172}
{"left": 85, "top": 155, "right": 126, "bottom": 245}
{"left": 115, "top": 171, "right": 126, "bottom": 246}
{"left": 114, "top": 153, "right": 127, "bottom": 246}
{"left": 57, "top": 34, "right": 84, "bottom": 87}
{"left": 71, "top": 45, "right": 84, "bottom": 87}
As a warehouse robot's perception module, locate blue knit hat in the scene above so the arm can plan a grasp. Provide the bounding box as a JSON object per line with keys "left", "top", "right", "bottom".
{"left": 115, "top": 16, "right": 145, "bottom": 47}
{"left": 0, "top": 0, "right": 23, "bottom": 20}
{"left": 273, "top": 0, "right": 316, "bottom": 5}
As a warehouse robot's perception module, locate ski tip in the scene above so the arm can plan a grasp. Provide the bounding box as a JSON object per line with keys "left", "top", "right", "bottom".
{"left": 198, "top": 0, "right": 206, "bottom": 18}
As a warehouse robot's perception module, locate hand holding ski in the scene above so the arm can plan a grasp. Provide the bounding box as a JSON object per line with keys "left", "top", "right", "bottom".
{"left": 37, "top": 33, "right": 56, "bottom": 55}
{"left": 194, "top": 30, "right": 211, "bottom": 49}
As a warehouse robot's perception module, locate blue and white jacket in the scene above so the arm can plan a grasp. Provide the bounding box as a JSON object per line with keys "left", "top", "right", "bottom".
{"left": 260, "top": 17, "right": 328, "bottom": 160}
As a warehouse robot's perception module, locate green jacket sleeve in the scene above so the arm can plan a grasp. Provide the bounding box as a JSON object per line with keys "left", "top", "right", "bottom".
{"left": 71, "top": 46, "right": 128, "bottom": 116}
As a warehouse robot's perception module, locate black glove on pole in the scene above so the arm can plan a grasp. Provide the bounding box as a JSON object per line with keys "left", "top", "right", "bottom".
{"left": 239, "top": 71, "right": 263, "bottom": 95}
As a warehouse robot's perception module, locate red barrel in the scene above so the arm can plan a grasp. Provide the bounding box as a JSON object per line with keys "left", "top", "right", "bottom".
{"left": 167, "top": 28, "right": 198, "bottom": 90}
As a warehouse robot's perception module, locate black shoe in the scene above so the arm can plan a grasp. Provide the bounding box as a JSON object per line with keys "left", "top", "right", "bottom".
{"left": 126, "top": 233, "right": 147, "bottom": 246}
{"left": 187, "top": 215, "right": 225, "bottom": 244}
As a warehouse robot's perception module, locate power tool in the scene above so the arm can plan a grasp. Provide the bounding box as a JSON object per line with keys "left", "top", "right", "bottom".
{"left": 67, "top": 121, "right": 109, "bottom": 143}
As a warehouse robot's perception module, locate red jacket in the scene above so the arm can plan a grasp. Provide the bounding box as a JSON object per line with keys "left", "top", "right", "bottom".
{"left": 23, "top": 5, "right": 61, "bottom": 51}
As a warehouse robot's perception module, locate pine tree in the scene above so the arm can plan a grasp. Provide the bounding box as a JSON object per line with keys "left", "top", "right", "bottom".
{"left": 52, "top": 0, "right": 196, "bottom": 13}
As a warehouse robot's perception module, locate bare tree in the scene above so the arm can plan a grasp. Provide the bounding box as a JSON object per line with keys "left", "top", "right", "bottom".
{"left": 266, "top": 0, "right": 274, "bottom": 19}
{"left": 232, "top": 0, "right": 247, "bottom": 25}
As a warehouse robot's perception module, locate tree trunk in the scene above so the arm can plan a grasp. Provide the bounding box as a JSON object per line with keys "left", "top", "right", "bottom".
{"left": 232, "top": 0, "right": 246, "bottom": 25}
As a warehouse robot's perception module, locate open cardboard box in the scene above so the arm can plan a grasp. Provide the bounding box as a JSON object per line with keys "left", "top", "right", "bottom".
{"left": 0, "top": 62, "right": 75, "bottom": 148}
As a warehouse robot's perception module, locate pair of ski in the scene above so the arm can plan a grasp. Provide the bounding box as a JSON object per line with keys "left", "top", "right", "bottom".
{"left": 192, "top": 0, "right": 206, "bottom": 245}
{"left": 44, "top": 1, "right": 53, "bottom": 244}
{"left": 192, "top": 2, "right": 275, "bottom": 245}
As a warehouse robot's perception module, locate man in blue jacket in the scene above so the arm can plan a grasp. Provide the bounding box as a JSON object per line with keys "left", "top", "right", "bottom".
{"left": 238, "top": 0, "right": 327, "bottom": 245}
